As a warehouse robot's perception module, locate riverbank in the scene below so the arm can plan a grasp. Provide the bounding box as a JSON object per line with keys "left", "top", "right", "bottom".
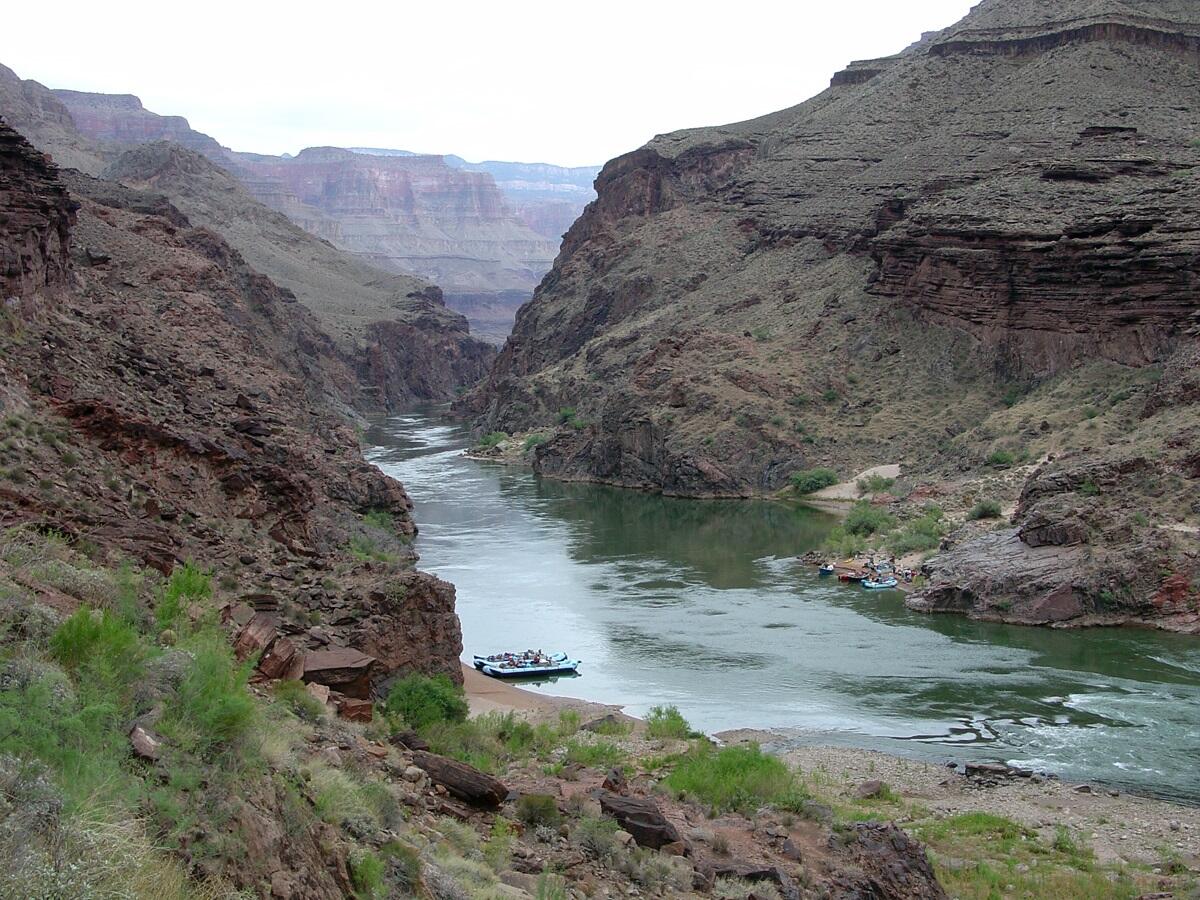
{"left": 463, "top": 666, "right": 1199, "bottom": 877}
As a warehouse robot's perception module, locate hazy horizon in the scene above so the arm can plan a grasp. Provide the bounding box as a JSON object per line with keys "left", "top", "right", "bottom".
{"left": 6, "top": 0, "right": 978, "bottom": 167}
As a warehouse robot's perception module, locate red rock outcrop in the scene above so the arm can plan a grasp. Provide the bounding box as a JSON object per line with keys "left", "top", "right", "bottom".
{"left": 0, "top": 117, "right": 74, "bottom": 310}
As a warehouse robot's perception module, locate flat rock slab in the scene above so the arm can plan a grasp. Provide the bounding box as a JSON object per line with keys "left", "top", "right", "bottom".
{"left": 598, "top": 791, "right": 682, "bottom": 850}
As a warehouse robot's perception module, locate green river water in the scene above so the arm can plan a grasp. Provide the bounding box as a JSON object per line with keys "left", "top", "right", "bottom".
{"left": 366, "top": 414, "right": 1200, "bottom": 801}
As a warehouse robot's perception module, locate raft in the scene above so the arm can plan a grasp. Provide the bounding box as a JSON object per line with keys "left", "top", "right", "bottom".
{"left": 863, "top": 576, "right": 899, "bottom": 590}
{"left": 479, "top": 658, "right": 581, "bottom": 679}
{"left": 818, "top": 564, "right": 836, "bottom": 576}
{"left": 473, "top": 651, "right": 567, "bottom": 670}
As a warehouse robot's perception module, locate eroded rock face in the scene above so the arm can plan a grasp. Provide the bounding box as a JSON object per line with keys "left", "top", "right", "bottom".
{"left": 0, "top": 118, "right": 74, "bottom": 311}
{"left": 466, "top": 0, "right": 1200, "bottom": 496}
{"left": 0, "top": 122, "right": 463, "bottom": 692}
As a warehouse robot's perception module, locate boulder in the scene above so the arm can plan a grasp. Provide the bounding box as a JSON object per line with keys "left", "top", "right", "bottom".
{"left": 258, "top": 635, "right": 301, "bottom": 680}
{"left": 129, "top": 724, "right": 163, "bottom": 761}
{"left": 233, "top": 612, "right": 277, "bottom": 661}
{"left": 598, "top": 791, "right": 682, "bottom": 850}
{"left": 302, "top": 646, "right": 375, "bottom": 698}
{"left": 336, "top": 697, "right": 373, "bottom": 722}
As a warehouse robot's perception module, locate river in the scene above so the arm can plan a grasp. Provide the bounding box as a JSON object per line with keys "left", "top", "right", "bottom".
{"left": 365, "top": 413, "right": 1200, "bottom": 801}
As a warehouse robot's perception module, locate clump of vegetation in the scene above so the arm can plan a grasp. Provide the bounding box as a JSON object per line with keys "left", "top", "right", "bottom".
{"left": 523, "top": 434, "right": 548, "bottom": 451}
{"left": 563, "top": 738, "right": 626, "bottom": 768}
{"left": 968, "top": 500, "right": 1003, "bottom": 520}
{"left": 661, "top": 744, "right": 807, "bottom": 814}
{"left": 384, "top": 674, "right": 468, "bottom": 730}
{"left": 156, "top": 561, "right": 212, "bottom": 631}
{"left": 363, "top": 508, "right": 394, "bottom": 532}
{"left": 350, "top": 848, "right": 387, "bottom": 899}
{"left": 790, "top": 468, "right": 839, "bottom": 495}
{"left": 1079, "top": 480, "right": 1100, "bottom": 497}
{"left": 516, "top": 793, "right": 561, "bottom": 827}
{"left": 574, "top": 816, "right": 621, "bottom": 861}
{"left": 476, "top": 431, "right": 508, "bottom": 449}
{"left": 857, "top": 473, "right": 896, "bottom": 494}
{"left": 822, "top": 388, "right": 840, "bottom": 403}
{"left": 348, "top": 535, "right": 393, "bottom": 563}
{"left": 159, "top": 633, "right": 255, "bottom": 758}
{"left": 822, "top": 526, "right": 867, "bottom": 559}
{"left": 888, "top": 505, "right": 945, "bottom": 554}
{"left": 845, "top": 501, "right": 895, "bottom": 537}
{"left": 645, "top": 704, "right": 692, "bottom": 739}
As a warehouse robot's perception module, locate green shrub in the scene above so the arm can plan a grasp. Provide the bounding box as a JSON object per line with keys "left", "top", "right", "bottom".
{"left": 477, "top": 431, "right": 508, "bottom": 449}
{"left": 822, "top": 388, "right": 840, "bottom": 403}
{"left": 889, "top": 505, "right": 945, "bottom": 554}
{"left": 156, "top": 561, "right": 211, "bottom": 630}
{"left": 516, "top": 793, "right": 561, "bottom": 827}
{"left": 557, "top": 406, "right": 577, "bottom": 424}
{"left": 348, "top": 535, "right": 392, "bottom": 563}
{"left": 272, "top": 679, "right": 325, "bottom": 722}
{"left": 1079, "top": 480, "right": 1100, "bottom": 497}
{"left": 50, "top": 608, "right": 146, "bottom": 692}
{"left": 484, "top": 817, "right": 516, "bottom": 871}
{"left": 380, "top": 841, "right": 422, "bottom": 892}
{"left": 350, "top": 849, "right": 387, "bottom": 899}
{"left": 161, "top": 634, "right": 255, "bottom": 756}
{"left": 536, "top": 873, "right": 569, "bottom": 900}
{"left": 822, "top": 526, "right": 867, "bottom": 558}
{"left": 857, "top": 474, "right": 896, "bottom": 494}
{"left": 421, "top": 711, "right": 545, "bottom": 773}
{"left": 986, "top": 449, "right": 1016, "bottom": 467}
{"left": 523, "top": 434, "right": 548, "bottom": 451}
{"left": 645, "top": 704, "right": 692, "bottom": 739}
{"left": 384, "top": 674, "right": 468, "bottom": 730}
{"left": 363, "top": 509, "right": 394, "bottom": 532}
{"left": 790, "top": 468, "right": 839, "bottom": 495}
{"left": 845, "top": 501, "right": 895, "bottom": 536}
{"left": 662, "top": 744, "right": 807, "bottom": 814}
{"left": 969, "top": 500, "right": 1003, "bottom": 520}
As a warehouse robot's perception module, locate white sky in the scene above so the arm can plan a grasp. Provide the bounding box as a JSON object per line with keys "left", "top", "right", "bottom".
{"left": 5, "top": 0, "right": 979, "bottom": 168}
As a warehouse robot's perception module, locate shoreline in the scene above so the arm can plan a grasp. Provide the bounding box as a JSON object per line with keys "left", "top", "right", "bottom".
{"left": 462, "top": 663, "right": 1200, "bottom": 871}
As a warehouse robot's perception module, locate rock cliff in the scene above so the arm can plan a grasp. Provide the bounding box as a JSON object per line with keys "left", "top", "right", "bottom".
{"left": 0, "top": 117, "right": 462, "bottom": 683}
{"left": 465, "top": 0, "right": 1200, "bottom": 625}
{"left": 0, "top": 66, "right": 496, "bottom": 406}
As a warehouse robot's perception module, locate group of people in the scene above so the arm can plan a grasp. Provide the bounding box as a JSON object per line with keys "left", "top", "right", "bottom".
{"left": 482, "top": 649, "right": 555, "bottom": 669}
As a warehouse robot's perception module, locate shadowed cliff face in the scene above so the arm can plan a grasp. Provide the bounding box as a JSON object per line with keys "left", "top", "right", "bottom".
{"left": 0, "top": 119, "right": 463, "bottom": 685}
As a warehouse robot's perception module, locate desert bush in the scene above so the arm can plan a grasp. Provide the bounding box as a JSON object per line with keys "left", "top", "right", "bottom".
{"left": 156, "top": 561, "right": 212, "bottom": 630}
{"left": 889, "top": 506, "right": 945, "bottom": 554}
{"left": 986, "top": 449, "right": 1016, "bottom": 467}
{"left": 161, "top": 634, "right": 254, "bottom": 757}
{"left": 516, "top": 793, "right": 561, "bottom": 827}
{"left": 523, "top": 433, "right": 548, "bottom": 451}
{"left": 968, "top": 500, "right": 1003, "bottom": 520}
{"left": 790, "top": 468, "right": 839, "bottom": 495}
{"left": 557, "top": 406, "right": 578, "bottom": 424}
{"left": 363, "top": 509, "right": 394, "bottom": 532}
{"left": 385, "top": 674, "right": 468, "bottom": 730}
{"left": 857, "top": 474, "right": 896, "bottom": 494}
{"left": 645, "top": 704, "right": 692, "bottom": 739}
{"left": 350, "top": 848, "right": 387, "bottom": 899}
{"left": 822, "top": 526, "right": 866, "bottom": 558}
{"left": 574, "top": 815, "right": 620, "bottom": 861}
{"left": 845, "top": 501, "right": 895, "bottom": 536}
{"left": 563, "top": 738, "right": 625, "bottom": 768}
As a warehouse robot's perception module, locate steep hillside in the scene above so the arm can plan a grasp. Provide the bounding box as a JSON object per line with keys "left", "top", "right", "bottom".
{"left": 0, "top": 65, "right": 496, "bottom": 406}
{"left": 104, "top": 143, "right": 494, "bottom": 407}
{"left": 0, "top": 115, "right": 461, "bottom": 684}
{"left": 465, "top": 0, "right": 1200, "bottom": 628}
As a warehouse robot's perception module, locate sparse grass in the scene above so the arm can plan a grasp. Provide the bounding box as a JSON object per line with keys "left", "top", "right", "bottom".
{"left": 574, "top": 816, "right": 620, "bottom": 861}
{"left": 477, "top": 431, "right": 508, "bottom": 449}
{"left": 790, "top": 467, "right": 839, "bottom": 495}
{"left": 516, "top": 793, "right": 561, "bottom": 827}
{"left": 645, "top": 704, "right": 692, "bottom": 739}
{"left": 348, "top": 534, "right": 394, "bottom": 563}
{"left": 968, "top": 499, "right": 1003, "bottom": 520}
{"left": 272, "top": 679, "right": 325, "bottom": 722}
{"left": 563, "top": 738, "right": 626, "bottom": 768}
{"left": 661, "top": 744, "right": 808, "bottom": 814}
{"left": 362, "top": 508, "right": 394, "bottom": 532}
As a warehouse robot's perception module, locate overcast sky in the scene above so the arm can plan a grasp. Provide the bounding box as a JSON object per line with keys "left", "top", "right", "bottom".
{"left": 5, "top": 0, "right": 978, "bottom": 167}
